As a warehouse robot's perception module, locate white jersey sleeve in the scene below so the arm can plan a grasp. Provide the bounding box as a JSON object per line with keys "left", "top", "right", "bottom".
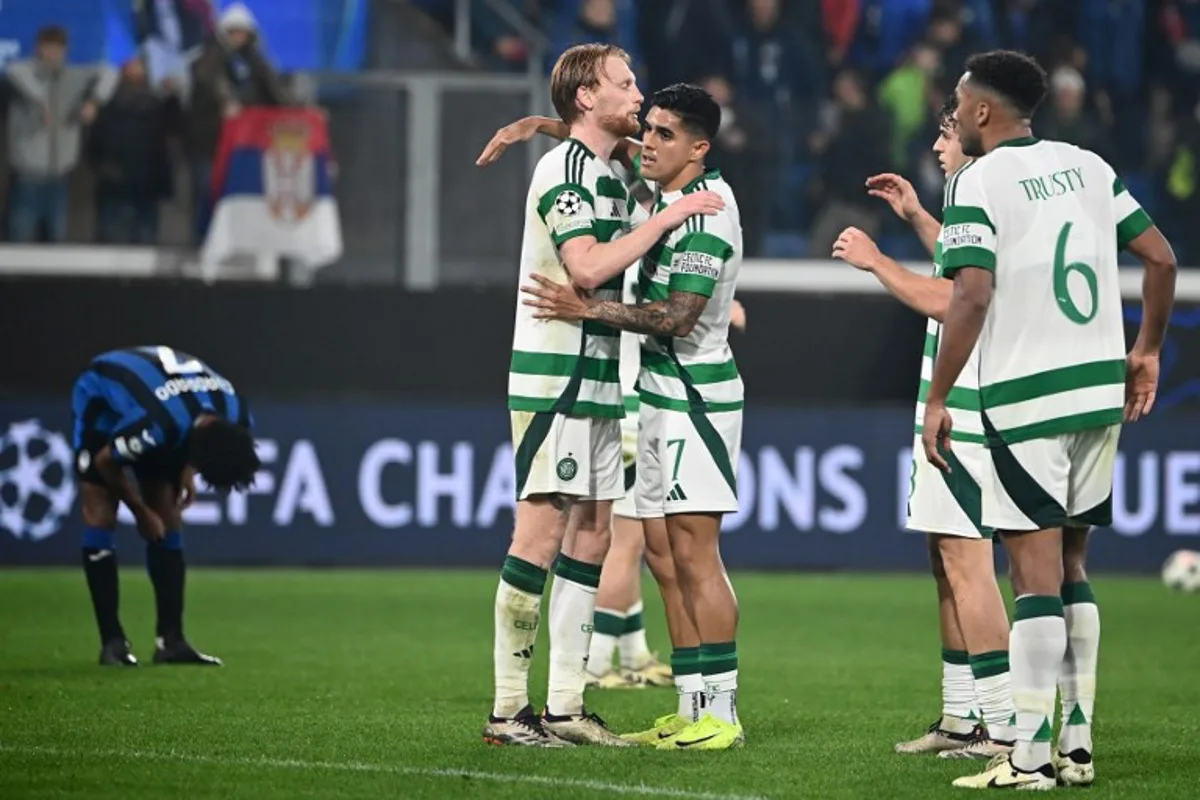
{"left": 1111, "top": 171, "right": 1154, "bottom": 250}
{"left": 939, "top": 164, "right": 998, "bottom": 278}
{"left": 668, "top": 210, "right": 737, "bottom": 298}
{"left": 534, "top": 159, "right": 598, "bottom": 249}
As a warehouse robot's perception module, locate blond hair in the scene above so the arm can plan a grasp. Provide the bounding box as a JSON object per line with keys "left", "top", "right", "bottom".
{"left": 550, "top": 44, "right": 631, "bottom": 124}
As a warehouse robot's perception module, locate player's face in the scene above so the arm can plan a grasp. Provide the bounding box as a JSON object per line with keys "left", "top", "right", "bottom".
{"left": 585, "top": 55, "right": 643, "bottom": 138}
{"left": 932, "top": 119, "right": 967, "bottom": 176}
{"left": 953, "top": 75, "right": 986, "bottom": 158}
{"left": 639, "top": 107, "right": 708, "bottom": 185}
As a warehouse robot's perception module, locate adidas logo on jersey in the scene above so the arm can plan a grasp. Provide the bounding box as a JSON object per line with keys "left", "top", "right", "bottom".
{"left": 667, "top": 483, "right": 688, "bottom": 502}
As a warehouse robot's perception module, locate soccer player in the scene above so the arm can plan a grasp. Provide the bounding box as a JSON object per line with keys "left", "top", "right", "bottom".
{"left": 588, "top": 274, "right": 745, "bottom": 692}
{"left": 72, "top": 345, "right": 260, "bottom": 667}
{"left": 832, "top": 97, "right": 1016, "bottom": 760}
{"left": 522, "top": 83, "right": 746, "bottom": 751}
{"left": 922, "top": 51, "right": 1177, "bottom": 789}
{"left": 485, "top": 45, "right": 723, "bottom": 748}
{"left": 585, "top": 265, "right": 677, "bottom": 691}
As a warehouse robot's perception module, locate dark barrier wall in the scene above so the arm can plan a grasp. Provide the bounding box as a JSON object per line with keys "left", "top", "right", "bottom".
{"left": 0, "top": 278, "right": 925, "bottom": 404}
{"left": 4, "top": 278, "right": 1200, "bottom": 410}
{"left": 2, "top": 400, "right": 1199, "bottom": 572}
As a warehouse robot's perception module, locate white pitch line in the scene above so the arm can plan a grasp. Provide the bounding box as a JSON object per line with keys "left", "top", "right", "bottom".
{"left": 0, "top": 744, "right": 769, "bottom": 800}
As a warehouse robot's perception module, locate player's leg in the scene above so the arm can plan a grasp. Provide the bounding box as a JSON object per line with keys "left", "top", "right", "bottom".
{"left": 586, "top": 510, "right": 645, "bottom": 687}
{"left": 1056, "top": 525, "right": 1098, "bottom": 786}
{"left": 895, "top": 533, "right": 979, "bottom": 753}
{"left": 621, "top": 514, "right": 703, "bottom": 745}
{"left": 657, "top": 408, "right": 743, "bottom": 751}
{"left": 1051, "top": 423, "right": 1117, "bottom": 786}
{"left": 952, "top": 434, "right": 1069, "bottom": 790}
{"left": 137, "top": 469, "right": 221, "bottom": 666}
{"left": 71, "top": 387, "right": 135, "bottom": 666}
{"left": 938, "top": 534, "right": 1017, "bottom": 757}
{"left": 79, "top": 481, "right": 131, "bottom": 665}
{"left": 485, "top": 410, "right": 573, "bottom": 746}
{"left": 540, "top": 417, "right": 631, "bottom": 746}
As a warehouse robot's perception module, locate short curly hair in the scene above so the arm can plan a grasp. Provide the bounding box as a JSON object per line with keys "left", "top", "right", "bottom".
{"left": 937, "top": 93, "right": 958, "bottom": 131}
{"left": 963, "top": 50, "right": 1048, "bottom": 118}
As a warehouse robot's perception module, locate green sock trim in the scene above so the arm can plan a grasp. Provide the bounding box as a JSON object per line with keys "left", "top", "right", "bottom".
{"left": 1032, "top": 717, "right": 1053, "bottom": 742}
{"left": 942, "top": 648, "right": 970, "bottom": 666}
{"left": 670, "top": 647, "right": 701, "bottom": 676}
{"left": 1065, "top": 704, "right": 1088, "bottom": 726}
{"left": 968, "top": 650, "right": 1010, "bottom": 679}
{"left": 593, "top": 610, "right": 625, "bottom": 636}
{"left": 500, "top": 555, "right": 547, "bottom": 596}
{"left": 553, "top": 554, "right": 602, "bottom": 589}
{"left": 700, "top": 641, "right": 738, "bottom": 675}
{"left": 1061, "top": 581, "right": 1097, "bottom": 606}
{"left": 623, "top": 611, "right": 644, "bottom": 634}
{"left": 1014, "top": 594, "right": 1064, "bottom": 621}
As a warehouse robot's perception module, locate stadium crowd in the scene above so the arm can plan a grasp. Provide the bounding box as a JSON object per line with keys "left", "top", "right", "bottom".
{"left": 420, "top": 0, "right": 1200, "bottom": 263}
{"left": 3, "top": 0, "right": 1199, "bottom": 265}
{"left": 0, "top": 4, "right": 290, "bottom": 248}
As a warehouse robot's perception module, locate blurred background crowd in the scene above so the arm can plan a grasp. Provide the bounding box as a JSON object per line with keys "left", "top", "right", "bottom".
{"left": 2, "top": 0, "right": 1199, "bottom": 267}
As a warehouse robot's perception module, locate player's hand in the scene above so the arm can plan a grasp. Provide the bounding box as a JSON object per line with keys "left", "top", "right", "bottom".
{"left": 521, "top": 273, "right": 593, "bottom": 322}
{"left": 656, "top": 190, "right": 724, "bottom": 230}
{"left": 831, "top": 227, "right": 884, "bottom": 271}
{"left": 730, "top": 298, "right": 747, "bottom": 331}
{"left": 79, "top": 100, "right": 99, "bottom": 125}
{"left": 179, "top": 471, "right": 198, "bottom": 510}
{"left": 476, "top": 117, "right": 543, "bottom": 166}
{"left": 1124, "top": 349, "right": 1160, "bottom": 422}
{"left": 866, "top": 173, "right": 921, "bottom": 221}
{"left": 921, "top": 402, "right": 953, "bottom": 474}
{"left": 134, "top": 507, "right": 167, "bottom": 544}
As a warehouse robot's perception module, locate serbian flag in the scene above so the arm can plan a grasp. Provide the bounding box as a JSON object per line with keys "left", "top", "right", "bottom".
{"left": 203, "top": 107, "right": 343, "bottom": 269}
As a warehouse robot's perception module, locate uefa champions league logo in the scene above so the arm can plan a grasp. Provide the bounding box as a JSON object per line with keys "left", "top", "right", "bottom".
{"left": 0, "top": 419, "right": 76, "bottom": 541}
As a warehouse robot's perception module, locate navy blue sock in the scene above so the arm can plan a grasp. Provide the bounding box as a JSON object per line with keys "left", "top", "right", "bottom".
{"left": 81, "top": 527, "right": 123, "bottom": 644}
{"left": 146, "top": 532, "right": 186, "bottom": 641}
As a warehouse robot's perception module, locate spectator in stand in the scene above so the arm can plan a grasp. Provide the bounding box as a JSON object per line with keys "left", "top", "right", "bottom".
{"left": 546, "top": 0, "right": 641, "bottom": 76}
{"left": 184, "top": 3, "right": 289, "bottom": 244}
{"left": 926, "top": 7, "right": 985, "bottom": 92}
{"left": 4, "top": 25, "right": 116, "bottom": 243}
{"left": 87, "top": 56, "right": 181, "bottom": 245}
{"left": 700, "top": 74, "right": 770, "bottom": 257}
{"left": 807, "top": 68, "right": 892, "bottom": 257}
{"left": 877, "top": 40, "right": 942, "bottom": 170}
{"left": 636, "top": 0, "right": 733, "bottom": 89}
{"left": 135, "top": 0, "right": 218, "bottom": 90}
{"left": 1035, "top": 66, "right": 1115, "bottom": 165}
{"left": 730, "top": 0, "right": 826, "bottom": 225}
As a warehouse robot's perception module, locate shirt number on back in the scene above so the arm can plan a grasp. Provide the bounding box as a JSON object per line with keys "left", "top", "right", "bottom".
{"left": 1053, "top": 222, "right": 1098, "bottom": 324}
{"left": 157, "top": 346, "right": 205, "bottom": 374}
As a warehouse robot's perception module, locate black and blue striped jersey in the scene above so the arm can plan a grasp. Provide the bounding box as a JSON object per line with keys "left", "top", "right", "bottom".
{"left": 71, "top": 346, "right": 252, "bottom": 463}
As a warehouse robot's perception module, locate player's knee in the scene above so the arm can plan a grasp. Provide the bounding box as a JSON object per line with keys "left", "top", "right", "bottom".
{"left": 1006, "top": 543, "right": 1063, "bottom": 597}
{"left": 1061, "top": 526, "right": 1090, "bottom": 583}
{"left": 80, "top": 485, "right": 117, "bottom": 530}
{"left": 926, "top": 535, "right": 948, "bottom": 581}
{"left": 644, "top": 546, "right": 677, "bottom": 587}
{"left": 81, "top": 501, "right": 117, "bottom": 530}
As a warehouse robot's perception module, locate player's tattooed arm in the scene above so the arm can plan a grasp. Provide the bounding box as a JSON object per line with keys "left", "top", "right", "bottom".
{"left": 521, "top": 274, "right": 707, "bottom": 337}
{"left": 585, "top": 292, "right": 708, "bottom": 337}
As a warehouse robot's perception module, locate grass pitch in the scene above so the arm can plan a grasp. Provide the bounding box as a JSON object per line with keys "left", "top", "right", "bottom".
{"left": 0, "top": 569, "right": 1196, "bottom": 799}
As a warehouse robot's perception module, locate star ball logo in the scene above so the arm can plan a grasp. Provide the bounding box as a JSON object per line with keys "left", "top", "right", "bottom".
{"left": 0, "top": 419, "right": 77, "bottom": 541}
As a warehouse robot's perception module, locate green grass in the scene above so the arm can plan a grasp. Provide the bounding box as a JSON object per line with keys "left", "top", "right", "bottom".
{"left": 0, "top": 569, "right": 1197, "bottom": 799}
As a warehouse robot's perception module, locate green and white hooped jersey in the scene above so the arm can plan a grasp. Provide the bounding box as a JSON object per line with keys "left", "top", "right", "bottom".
{"left": 635, "top": 170, "right": 744, "bottom": 414}
{"left": 508, "top": 138, "right": 638, "bottom": 419}
{"left": 914, "top": 233, "right": 984, "bottom": 445}
{"left": 939, "top": 137, "right": 1153, "bottom": 446}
